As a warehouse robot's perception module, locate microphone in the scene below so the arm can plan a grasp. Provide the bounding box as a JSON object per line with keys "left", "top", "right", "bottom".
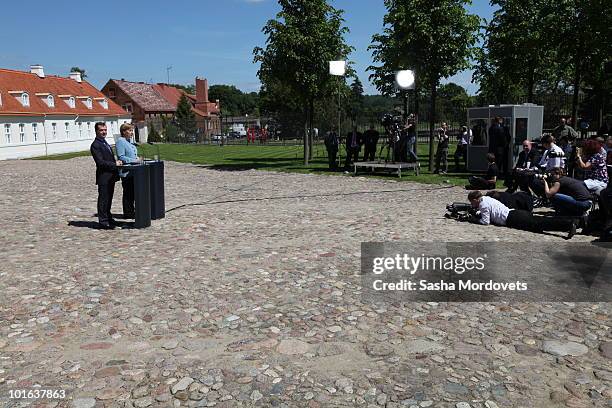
{"left": 148, "top": 141, "right": 161, "bottom": 161}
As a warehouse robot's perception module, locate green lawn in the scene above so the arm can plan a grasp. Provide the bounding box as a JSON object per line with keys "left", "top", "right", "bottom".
{"left": 33, "top": 142, "right": 499, "bottom": 187}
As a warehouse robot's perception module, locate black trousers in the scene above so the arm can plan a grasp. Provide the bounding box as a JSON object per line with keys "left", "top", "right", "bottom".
{"left": 454, "top": 144, "right": 467, "bottom": 170}
{"left": 364, "top": 145, "right": 376, "bottom": 161}
{"left": 435, "top": 147, "right": 448, "bottom": 172}
{"left": 506, "top": 209, "right": 572, "bottom": 233}
{"left": 97, "top": 182, "right": 115, "bottom": 225}
{"left": 326, "top": 148, "right": 338, "bottom": 170}
{"left": 345, "top": 147, "right": 360, "bottom": 167}
{"left": 121, "top": 176, "right": 135, "bottom": 217}
{"left": 468, "top": 176, "right": 495, "bottom": 190}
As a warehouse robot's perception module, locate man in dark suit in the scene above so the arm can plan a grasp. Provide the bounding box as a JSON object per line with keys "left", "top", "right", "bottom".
{"left": 362, "top": 125, "right": 380, "bottom": 162}
{"left": 345, "top": 126, "right": 363, "bottom": 169}
{"left": 505, "top": 140, "right": 541, "bottom": 192}
{"left": 90, "top": 122, "right": 122, "bottom": 229}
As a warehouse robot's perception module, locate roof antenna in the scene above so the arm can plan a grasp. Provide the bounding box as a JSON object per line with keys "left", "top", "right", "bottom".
{"left": 166, "top": 66, "right": 172, "bottom": 84}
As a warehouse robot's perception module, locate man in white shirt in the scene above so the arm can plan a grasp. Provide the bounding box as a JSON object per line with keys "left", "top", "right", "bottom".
{"left": 539, "top": 135, "right": 566, "bottom": 172}
{"left": 467, "top": 190, "right": 577, "bottom": 238}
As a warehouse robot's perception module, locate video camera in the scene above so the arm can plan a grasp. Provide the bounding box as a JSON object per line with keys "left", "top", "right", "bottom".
{"left": 445, "top": 202, "right": 478, "bottom": 222}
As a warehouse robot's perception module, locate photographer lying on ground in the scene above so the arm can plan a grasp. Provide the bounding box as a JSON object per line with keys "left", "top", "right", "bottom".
{"left": 486, "top": 191, "right": 533, "bottom": 212}
{"left": 467, "top": 190, "right": 578, "bottom": 239}
{"left": 542, "top": 167, "right": 593, "bottom": 217}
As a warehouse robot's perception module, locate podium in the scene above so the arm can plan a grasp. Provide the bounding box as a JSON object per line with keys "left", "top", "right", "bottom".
{"left": 118, "top": 160, "right": 165, "bottom": 228}
{"left": 146, "top": 160, "right": 165, "bottom": 220}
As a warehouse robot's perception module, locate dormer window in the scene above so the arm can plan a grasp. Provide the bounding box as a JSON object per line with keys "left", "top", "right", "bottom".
{"left": 100, "top": 98, "right": 108, "bottom": 109}
{"left": 68, "top": 97, "right": 75, "bottom": 108}
{"left": 85, "top": 97, "right": 92, "bottom": 109}
{"left": 21, "top": 93, "right": 29, "bottom": 107}
{"left": 0, "top": 92, "right": 2, "bottom": 107}
{"left": 47, "top": 95, "right": 55, "bottom": 108}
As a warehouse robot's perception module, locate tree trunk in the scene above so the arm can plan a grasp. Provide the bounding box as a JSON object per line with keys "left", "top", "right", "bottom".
{"left": 527, "top": 63, "right": 535, "bottom": 103}
{"left": 571, "top": 56, "right": 581, "bottom": 124}
{"left": 308, "top": 98, "right": 314, "bottom": 160}
{"left": 428, "top": 82, "right": 437, "bottom": 172}
{"left": 304, "top": 105, "right": 310, "bottom": 165}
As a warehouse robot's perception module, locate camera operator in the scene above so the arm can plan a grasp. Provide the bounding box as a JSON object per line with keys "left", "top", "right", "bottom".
{"left": 576, "top": 138, "right": 608, "bottom": 194}
{"left": 403, "top": 115, "right": 418, "bottom": 162}
{"left": 486, "top": 190, "right": 534, "bottom": 212}
{"left": 538, "top": 135, "right": 566, "bottom": 172}
{"left": 454, "top": 125, "right": 471, "bottom": 172}
{"left": 467, "top": 153, "right": 498, "bottom": 190}
{"left": 543, "top": 167, "right": 592, "bottom": 216}
{"left": 434, "top": 122, "right": 449, "bottom": 174}
{"left": 505, "top": 140, "right": 541, "bottom": 192}
{"left": 467, "top": 190, "right": 577, "bottom": 239}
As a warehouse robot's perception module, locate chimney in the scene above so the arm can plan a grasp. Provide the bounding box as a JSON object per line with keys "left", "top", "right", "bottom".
{"left": 30, "top": 65, "right": 45, "bottom": 78}
{"left": 195, "top": 77, "right": 209, "bottom": 104}
{"left": 69, "top": 71, "right": 82, "bottom": 83}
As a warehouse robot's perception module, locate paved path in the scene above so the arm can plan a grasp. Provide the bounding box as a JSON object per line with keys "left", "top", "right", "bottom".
{"left": 0, "top": 158, "right": 610, "bottom": 408}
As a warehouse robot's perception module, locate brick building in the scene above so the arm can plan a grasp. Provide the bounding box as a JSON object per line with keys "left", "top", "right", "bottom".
{"left": 101, "top": 78, "right": 220, "bottom": 142}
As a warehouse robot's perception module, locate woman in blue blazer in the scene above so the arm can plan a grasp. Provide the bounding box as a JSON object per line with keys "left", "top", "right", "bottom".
{"left": 115, "top": 124, "right": 141, "bottom": 218}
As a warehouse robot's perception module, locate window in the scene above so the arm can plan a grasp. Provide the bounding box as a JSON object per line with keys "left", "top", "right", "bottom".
{"left": 47, "top": 95, "right": 55, "bottom": 107}
{"left": 19, "top": 124, "right": 25, "bottom": 143}
{"left": 68, "top": 97, "right": 75, "bottom": 108}
{"left": 122, "top": 103, "right": 133, "bottom": 113}
{"left": 85, "top": 98, "right": 92, "bottom": 109}
{"left": 87, "top": 122, "right": 91, "bottom": 136}
{"left": 0, "top": 92, "right": 2, "bottom": 107}
{"left": 78, "top": 122, "right": 82, "bottom": 138}
{"left": 108, "top": 88, "right": 116, "bottom": 98}
{"left": 65, "top": 122, "right": 70, "bottom": 139}
{"left": 21, "top": 93, "right": 29, "bottom": 107}
{"left": 100, "top": 99, "right": 108, "bottom": 109}
{"left": 32, "top": 123, "right": 38, "bottom": 142}
{"left": 4, "top": 124, "right": 11, "bottom": 144}
{"left": 52, "top": 123, "right": 57, "bottom": 139}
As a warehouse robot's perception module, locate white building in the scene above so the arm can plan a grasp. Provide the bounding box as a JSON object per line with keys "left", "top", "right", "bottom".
{"left": 0, "top": 65, "right": 131, "bottom": 160}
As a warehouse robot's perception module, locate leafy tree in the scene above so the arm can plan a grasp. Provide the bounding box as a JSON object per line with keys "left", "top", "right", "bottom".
{"left": 209, "top": 85, "right": 259, "bottom": 116}
{"left": 347, "top": 77, "right": 365, "bottom": 121}
{"left": 175, "top": 94, "right": 197, "bottom": 140}
{"left": 70, "top": 67, "right": 87, "bottom": 79}
{"left": 168, "top": 83, "right": 196, "bottom": 94}
{"left": 437, "top": 83, "right": 474, "bottom": 125}
{"left": 473, "top": 0, "right": 561, "bottom": 104}
{"left": 254, "top": 0, "right": 353, "bottom": 164}
{"left": 369, "top": 0, "right": 480, "bottom": 170}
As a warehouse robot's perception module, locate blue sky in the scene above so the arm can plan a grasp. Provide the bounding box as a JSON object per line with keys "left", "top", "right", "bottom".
{"left": 0, "top": 0, "right": 494, "bottom": 95}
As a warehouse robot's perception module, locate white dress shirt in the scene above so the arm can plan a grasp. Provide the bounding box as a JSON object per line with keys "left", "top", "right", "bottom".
{"left": 539, "top": 143, "right": 566, "bottom": 171}
{"left": 478, "top": 196, "right": 511, "bottom": 226}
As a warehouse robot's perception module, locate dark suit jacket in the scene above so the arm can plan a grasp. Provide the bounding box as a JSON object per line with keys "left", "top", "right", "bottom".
{"left": 516, "top": 149, "right": 541, "bottom": 168}
{"left": 346, "top": 131, "right": 363, "bottom": 150}
{"left": 90, "top": 137, "right": 119, "bottom": 185}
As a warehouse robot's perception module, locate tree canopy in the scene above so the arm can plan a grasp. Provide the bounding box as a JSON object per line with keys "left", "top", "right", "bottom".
{"left": 254, "top": 0, "right": 353, "bottom": 163}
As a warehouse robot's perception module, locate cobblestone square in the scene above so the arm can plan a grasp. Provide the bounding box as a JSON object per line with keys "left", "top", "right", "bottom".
{"left": 1, "top": 158, "right": 610, "bottom": 408}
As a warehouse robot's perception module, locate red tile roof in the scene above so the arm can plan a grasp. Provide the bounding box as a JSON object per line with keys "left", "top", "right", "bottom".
{"left": 111, "top": 79, "right": 175, "bottom": 112}
{"left": 152, "top": 84, "right": 186, "bottom": 107}
{"left": 0, "top": 68, "right": 128, "bottom": 116}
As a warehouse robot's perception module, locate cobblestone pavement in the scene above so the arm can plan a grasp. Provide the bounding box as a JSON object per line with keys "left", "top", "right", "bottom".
{"left": 0, "top": 157, "right": 610, "bottom": 408}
